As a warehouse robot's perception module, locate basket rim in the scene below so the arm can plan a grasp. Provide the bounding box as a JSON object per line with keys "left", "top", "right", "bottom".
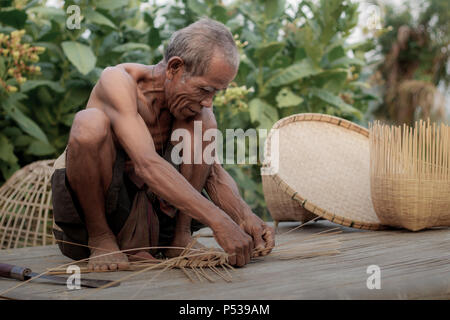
{"left": 262, "top": 113, "right": 383, "bottom": 230}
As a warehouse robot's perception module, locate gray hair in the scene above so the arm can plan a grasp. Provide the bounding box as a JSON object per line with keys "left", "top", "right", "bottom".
{"left": 164, "top": 18, "right": 239, "bottom": 77}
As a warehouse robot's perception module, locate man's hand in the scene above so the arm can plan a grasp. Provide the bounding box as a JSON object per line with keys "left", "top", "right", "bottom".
{"left": 239, "top": 214, "right": 275, "bottom": 257}
{"left": 212, "top": 217, "right": 253, "bottom": 267}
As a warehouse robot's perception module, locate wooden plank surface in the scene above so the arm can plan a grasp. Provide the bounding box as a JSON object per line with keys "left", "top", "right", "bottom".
{"left": 0, "top": 221, "right": 449, "bottom": 300}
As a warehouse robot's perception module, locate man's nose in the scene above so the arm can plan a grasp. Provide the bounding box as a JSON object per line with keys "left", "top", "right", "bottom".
{"left": 201, "top": 96, "right": 213, "bottom": 108}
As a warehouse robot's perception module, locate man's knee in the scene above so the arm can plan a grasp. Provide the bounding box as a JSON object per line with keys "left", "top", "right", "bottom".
{"left": 69, "top": 109, "right": 111, "bottom": 149}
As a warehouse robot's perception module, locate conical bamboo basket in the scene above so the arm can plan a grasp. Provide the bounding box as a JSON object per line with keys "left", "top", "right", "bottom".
{"left": 0, "top": 160, "right": 56, "bottom": 249}
{"left": 262, "top": 113, "right": 382, "bottom": 230}
{"left": 369, "top": 120, "right": 450, "bottom": 231}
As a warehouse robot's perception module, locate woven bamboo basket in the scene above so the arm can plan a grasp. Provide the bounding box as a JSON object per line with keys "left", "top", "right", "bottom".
{"left": 0, "top": 160, "right": 56, "bottom": 249}
{"left": 369, "top": 120, "right": 450, "bottom": 231}
{"left": 262, "top": 113, "right": 382, "bottom": 230}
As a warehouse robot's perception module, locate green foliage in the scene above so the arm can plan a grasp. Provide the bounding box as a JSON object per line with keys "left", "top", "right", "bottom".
{"left": 209, "top": 0, "right": 374, "bottom": 217}
{"left": 0, "top": 0, "right": 374, "bottom": 220}
{"left": 377, "top": 0, "right": 449, "bottom": 87}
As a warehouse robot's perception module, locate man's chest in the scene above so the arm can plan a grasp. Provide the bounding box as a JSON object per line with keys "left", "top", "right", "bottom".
{"left": 136, "top": 90, "right": 173, "bottom": 151}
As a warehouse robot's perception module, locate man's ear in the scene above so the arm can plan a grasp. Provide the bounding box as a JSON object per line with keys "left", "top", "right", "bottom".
{"left": 166, "top": 56, "right": 184, "bottom": 80}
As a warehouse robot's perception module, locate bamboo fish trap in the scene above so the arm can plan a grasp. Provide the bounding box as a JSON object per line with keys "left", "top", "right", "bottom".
{"left": 369, "top": 120, "right": 450, "bottom": 231}
{"left": 0, "top": 160, "right": 56, "bottom": 249}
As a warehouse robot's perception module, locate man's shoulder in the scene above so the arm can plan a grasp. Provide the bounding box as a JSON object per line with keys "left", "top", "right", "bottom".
{"left": 113, "top": 63, "right": 153, "bottom": 80}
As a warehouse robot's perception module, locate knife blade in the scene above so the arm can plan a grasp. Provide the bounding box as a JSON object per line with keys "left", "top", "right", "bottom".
{"left": 0, "top": 263, "right": 120, "bottom": 288}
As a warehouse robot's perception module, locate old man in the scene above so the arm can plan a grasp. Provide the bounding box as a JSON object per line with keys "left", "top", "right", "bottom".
{"left": 51, "top": 18, "right": 274, "bottom": 271}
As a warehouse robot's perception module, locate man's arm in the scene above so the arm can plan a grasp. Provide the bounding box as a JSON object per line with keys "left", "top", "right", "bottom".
{"left": 94, "top": 65, "right": 253, "bottom": 266}
{"left": 205, "top": 163, "right": 275, "bottom": 256}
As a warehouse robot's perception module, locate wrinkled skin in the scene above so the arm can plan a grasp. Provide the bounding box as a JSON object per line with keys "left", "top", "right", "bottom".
{"left": 65, "top": 50, "right": 275, "bottom": 271}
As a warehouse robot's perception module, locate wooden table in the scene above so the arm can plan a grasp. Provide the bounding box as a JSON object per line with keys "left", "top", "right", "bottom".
{"left": 0, "top": 221, "right": 449, "bottom": 300}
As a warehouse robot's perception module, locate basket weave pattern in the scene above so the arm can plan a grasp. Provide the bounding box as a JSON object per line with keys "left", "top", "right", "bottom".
{"left": 0, "top": 160, "right": 56, "bottom": 249}
{"left": 262, "top": 113, "right": 382, "bottom": 230}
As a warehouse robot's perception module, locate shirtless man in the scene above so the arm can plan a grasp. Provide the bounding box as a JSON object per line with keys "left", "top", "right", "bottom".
{"left": 50, "top": 18, "right": 274, "bottom": 271}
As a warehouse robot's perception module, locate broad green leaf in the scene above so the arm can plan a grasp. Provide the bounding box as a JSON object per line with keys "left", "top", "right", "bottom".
{"left": 0, "top": 134, "right": 18, "bottom": 163}
{"left": 85, "top": 8, "right": 117, "bottom": 29}
{"left": 14, "top": 135, "right": 33, "bottom": 147}
{"left": 0, "top": 161, "right": 19, "bottom": 180}
{"left": 95, "top": 0, "right": 128, "bottom": 10}
{"left": 33, "top": 42, "right": 64, "bottom": 60}
{"left": 330, "top": 57, "right": 365, "bottom": 67}
{"left": 28, "top": 7, "right": 65, "bottom": 24}
{"left": 249, "top": 98, "right": 278, "bottom": 130}
{"left": 148, "top": 27, "right": 161, "bottom": 49}
{"left": 61, "top": 41, "right": 97, "bottom": 75}
{"left": 0, "top": 9, "right": 27, "bottom": 29}
{"left": 61, "top": 85, "right": 90, "bottom": 112}
{"left": 28, "top": 7, "right": 65, "bottom": 17}
{"left": 241, "top": 28, "right": 261, "bottom": 47}
{"left": 2, "top": 94, "right": 49, "bottom": 143}
{"left": 310, "top": 88, "right": 361, "bottom": 117}
{"left": 327, "top": 45, "right": 346, "bottom": 62}
{"left": 0, "top": 0, "right": 13, "bottom": 7}
{"left": 276, "top": 87, "right": 304, "bottom": 108}
{"left": 314, "top": 70, "right": 347, "bottom": 93}
{"left": 211, "top": 5, "right": 228, "bottom": 23}
{"left": 187, "top": 0, "right": 208, "bottom": 16}
{"left": 21, "top": 80, "right": 64, "bottom": 93}
{"left": 267, "top": 60, "right": 322, "bottom": 87}
{"left": 348, "top": 81, "right": 370, "bottom": 89}
{"left": 2, "top": 127, "right": 21, "bottom": 137}
{"left": 26, "top": 140, "right": 56, "bottom": 156}
{"left": 112, "top": 43, "right": 151, "bottom": 53}
{"left": 296, "top": 24, "right": 323, "bottom": 64}
{"left": 264, "top": 0, "right": 286, "bottom": 20}
{"left": 61, "top": 114, "right": 75, "bottom": 127}
{"left": 143, "top": 12, "right": 154, "bottom": 27}
{"left": 254, "top": 42, "right": 284, "bottom": 61}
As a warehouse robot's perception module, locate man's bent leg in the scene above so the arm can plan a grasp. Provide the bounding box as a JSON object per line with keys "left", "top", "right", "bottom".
{"left": 165, "top": 109, "right": 216, "bottom": 257}
{"left": 66, "top": 108, "right": 129, "bottom": 271}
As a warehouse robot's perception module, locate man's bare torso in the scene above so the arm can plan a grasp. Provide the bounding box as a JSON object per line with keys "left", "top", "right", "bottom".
{"left": 86, "top": 63, "right": 173, "bottom": 156}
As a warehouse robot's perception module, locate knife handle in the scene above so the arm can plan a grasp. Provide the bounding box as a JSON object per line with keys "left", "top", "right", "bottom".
{"left": 0, "top": 263, "right": 32, "bottom": 281}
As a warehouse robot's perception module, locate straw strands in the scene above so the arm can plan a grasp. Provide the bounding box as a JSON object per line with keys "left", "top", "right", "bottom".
{"left": 46, "top": 237, "right": 235, "bottom": 284}
{"left": 369, "top": 120, "right": 450, "bottom": 231}
{"left": 0, "top": 160, "right": 56, "bottom": 249}
{"left": 0, "top": 222, "right": 342, "bottom": 299}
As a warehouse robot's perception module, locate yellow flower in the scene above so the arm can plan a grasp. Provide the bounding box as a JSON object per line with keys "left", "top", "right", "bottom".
{"left": 34, "top": 46, "right": 46, "bottom": 54}
{"left": 29, "top": 54, "right": 39, "bottom": 62}
{"left": 6, "top": 85, "right": 18, "bottom": 93}
{"left": 17, "top": 76, "right": 27, "bottom": 84}
{"left": 11, "top": 29, "right": 25, "bottom": 39}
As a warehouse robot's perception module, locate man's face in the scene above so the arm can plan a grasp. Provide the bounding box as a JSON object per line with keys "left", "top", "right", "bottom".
{"left": 165, "top": 54, "right": 237, "bottom": 119}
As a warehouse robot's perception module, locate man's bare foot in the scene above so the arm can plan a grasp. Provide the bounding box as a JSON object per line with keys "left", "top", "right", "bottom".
{"left": 87, "top": 233, "right": 129, "bottom": 271}
{"left": 165, "top": 233, "right": 207, "bottom": 258}
{"left": 128, "top": 251, "right": 158, "bottom": 262}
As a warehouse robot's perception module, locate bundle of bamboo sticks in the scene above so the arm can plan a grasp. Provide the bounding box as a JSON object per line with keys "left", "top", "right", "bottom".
{"left": 369, "top": 120, "right": 450, "bottom": 231}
